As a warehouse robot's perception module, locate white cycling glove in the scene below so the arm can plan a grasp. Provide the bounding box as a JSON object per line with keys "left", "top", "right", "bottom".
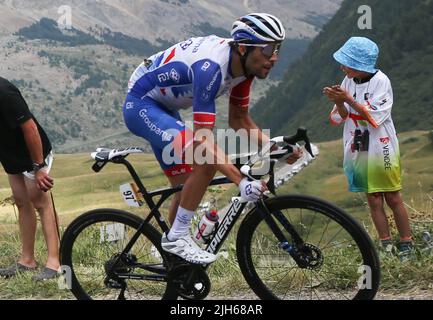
{"left": 239, "top": 177, "right": 264, "bottom": 202}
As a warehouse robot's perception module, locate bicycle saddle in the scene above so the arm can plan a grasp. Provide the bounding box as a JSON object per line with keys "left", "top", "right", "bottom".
{"left": 91, "top": 147, "right": 144, "bottom": 161}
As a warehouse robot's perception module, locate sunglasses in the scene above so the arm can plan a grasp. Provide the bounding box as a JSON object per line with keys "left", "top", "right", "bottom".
{"left": 241, "top": 43, "right": 282, "bottom": 58}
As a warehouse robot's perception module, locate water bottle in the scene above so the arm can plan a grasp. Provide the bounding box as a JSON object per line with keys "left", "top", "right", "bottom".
{"left": 194, "top": 209, "right": 219, "bottom": 244}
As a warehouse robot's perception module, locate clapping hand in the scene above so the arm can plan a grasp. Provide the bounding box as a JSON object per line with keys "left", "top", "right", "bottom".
{"left": 323, "top": 85, "right": 350, "bottom": 104}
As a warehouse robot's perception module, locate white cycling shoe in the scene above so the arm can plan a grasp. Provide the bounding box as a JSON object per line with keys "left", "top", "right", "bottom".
{"left": 161, "top": 233, "right": 217, "bottom": 265}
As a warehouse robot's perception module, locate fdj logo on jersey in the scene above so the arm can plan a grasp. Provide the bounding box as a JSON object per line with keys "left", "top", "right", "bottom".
{"left": 201, "top": 61, "right": 211, "bottom": 71}
{"left": 157, "top": 69, "right": 180, "bottom": 83}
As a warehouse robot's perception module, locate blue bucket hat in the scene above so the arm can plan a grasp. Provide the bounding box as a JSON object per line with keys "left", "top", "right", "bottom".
{"left": 333, "top": 37, "right": 379, "bottom": 73}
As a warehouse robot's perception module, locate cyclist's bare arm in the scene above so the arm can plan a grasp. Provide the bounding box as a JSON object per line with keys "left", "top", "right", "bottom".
{"left": 192, "top": 124, "right": 243, "bottom": 185}
{"left": 229, "top": 103, "right": 272, "bottom": 149}
{"left": 229, "top": 104, "right": 302, "bottom": 164}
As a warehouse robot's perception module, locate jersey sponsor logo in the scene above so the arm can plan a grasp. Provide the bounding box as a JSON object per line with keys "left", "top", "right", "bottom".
{"left": 157, "top": 72, "right": 169, "bottom": 82}
{"left": 208, "top": 200, "right": 243, "bottom": 252}
{"left": 366, "top": 100, "right": 377, "bottom": 111}
{"left": 180, "top": 39, "right": 193, "bottom": 50}
{"left": 201, "top": 91, "right": 210, "bottom": 102}
{"left": 171, "top": 167, "right": 187, "bottom": 176}
{"left": 166, "top": 164, "right": 192, "bottom": 177}
{"left": 157, "top": 69, "right": 181, "bottom": 84}
{"left": 201, "top": 61, "right": 211, "bottom": 71}
{"left": 206, "top": 70, "right": 220, "bottom": 91}
{"left": 162, "top": 132, "right": 172, "bottom": 141}
{"left": 170, "top": 68, "right": 180, "bottom": 83}
{"left": 382, "top": 144, "right": 392, "bottom": 170}
{"left": 379, "top": 137, "right": 390, "bottom": 144}
{"left": 379, "top": 98, "right": 388, "bottom": 106}
{"left": 380, "top": 137, "right": 392, "bottom": 170}
{"left": 192, "top": 37, "right": 206, "bottom": 53}
{"left": 138, "top": 109, "right": 173, "bottom": 142}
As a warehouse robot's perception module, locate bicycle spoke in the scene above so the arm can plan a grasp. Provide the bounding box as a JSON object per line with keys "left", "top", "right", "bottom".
{"left": 241, "top": 196, "right": 379, "bottom": 300}
{"left": 62, "top": 212, "right": 170, "bottom": 300}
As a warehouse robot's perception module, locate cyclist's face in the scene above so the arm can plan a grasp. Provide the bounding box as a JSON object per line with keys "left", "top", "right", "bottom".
{"left": 244, "top": 45, "right": 279, "bottom": 79}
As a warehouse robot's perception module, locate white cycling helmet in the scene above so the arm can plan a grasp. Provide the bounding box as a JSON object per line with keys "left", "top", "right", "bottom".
{"left": 231, "top": 13, "right": 285, "bottom": 43}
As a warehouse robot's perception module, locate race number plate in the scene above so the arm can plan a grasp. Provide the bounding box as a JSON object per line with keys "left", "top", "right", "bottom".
{"left": 120, "top": 182, "right": 144, "bottom": 207}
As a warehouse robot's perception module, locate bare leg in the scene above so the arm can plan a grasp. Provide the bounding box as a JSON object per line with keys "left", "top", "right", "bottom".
{"left": 25, "top": 177, "right": 60, "bottom": 270}
{"left": 7, "top": 174, "right": 38, "bottom": 268}
{"left": 167, "top": 173, "right": 191, "bottom": 225}
{"left": 179, "top": 164, "right": 217, "bottom": 211}
{"left": 367, "top": 193, "right": 391, "bottom": 240}
{"left": 384, "top": 191, "right": 411, "bottom": 240}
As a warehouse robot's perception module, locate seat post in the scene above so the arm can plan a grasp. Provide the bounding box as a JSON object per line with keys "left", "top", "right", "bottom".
{"left": 120, "top": 158, "right": 156, "bottom": 208}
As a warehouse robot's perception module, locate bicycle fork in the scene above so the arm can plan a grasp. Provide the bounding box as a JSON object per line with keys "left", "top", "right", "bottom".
{"left": 255, "top": 199, "right": 316, "bottom": 268}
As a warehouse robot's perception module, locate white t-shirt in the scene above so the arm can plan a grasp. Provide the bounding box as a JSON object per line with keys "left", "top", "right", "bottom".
{"left": 329, "top": 70, "right": 402, "bottom": 193}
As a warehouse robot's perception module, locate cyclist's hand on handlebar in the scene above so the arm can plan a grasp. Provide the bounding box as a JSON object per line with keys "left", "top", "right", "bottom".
{"left": 286, "top": 146, "right": 303, "bottom": 165}
{"left": 239, "top": 177, "right": 267, "bottom": 202}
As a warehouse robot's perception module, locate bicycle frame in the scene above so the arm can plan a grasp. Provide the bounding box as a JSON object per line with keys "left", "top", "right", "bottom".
{"left": 111, "top": 155, "right": 303, "bottom": 286}
{"left": 98, "top": 127, "right": 315, "bottom": 281}
{"left": 114, "top": 157, "right": 250, "bottom": 261}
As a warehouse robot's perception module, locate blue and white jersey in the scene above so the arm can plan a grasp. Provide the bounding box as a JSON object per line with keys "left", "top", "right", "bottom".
{"left": 127, "top": 35, "right": 248, "bottom": 127}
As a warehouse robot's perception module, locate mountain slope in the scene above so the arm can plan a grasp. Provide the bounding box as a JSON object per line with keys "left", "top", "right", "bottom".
{"left": 0, "top": 0, "right": 342, "bottom": 152}
{"left": 0, "top": 0, "right": 342, "bottom": 43}
{"left": 252, "top": 0, "right": 433, "bottom": 141}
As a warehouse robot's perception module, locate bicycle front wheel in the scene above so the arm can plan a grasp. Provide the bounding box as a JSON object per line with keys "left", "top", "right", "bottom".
{"left": 60, "top": 208, "right": 176, "bottom": 300}
{"left": 237, "top": 195, "right": 380, "bottom": 300}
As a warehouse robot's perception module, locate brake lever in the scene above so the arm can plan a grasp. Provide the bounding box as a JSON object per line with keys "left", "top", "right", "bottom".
{"left": 283, "top": 127, "right": 314, "bottom": 158}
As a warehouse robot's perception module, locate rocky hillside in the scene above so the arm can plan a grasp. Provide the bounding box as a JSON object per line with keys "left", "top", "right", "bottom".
{"left": 252, "top": 0, "right": 433, "bottom": 141}
{"left": 0, "top": 0, "right": 342, "bottom": 152}
{"left": 0, "top": 0, "right": 342, "bottom": 42}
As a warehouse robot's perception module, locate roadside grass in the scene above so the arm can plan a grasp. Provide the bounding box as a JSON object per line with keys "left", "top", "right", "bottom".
{"left": 0, "top": 130, "right": 432, "bottom": 299}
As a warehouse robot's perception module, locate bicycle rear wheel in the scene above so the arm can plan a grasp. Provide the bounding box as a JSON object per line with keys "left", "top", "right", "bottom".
{"left": 60, "top": 208, "right": 176, "bottom": 300}
{"left": 237, "top": 195, "right": 380, "bottom": 300}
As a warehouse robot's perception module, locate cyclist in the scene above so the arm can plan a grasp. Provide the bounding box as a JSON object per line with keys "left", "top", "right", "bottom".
{"left": 123, "top": 13, "right": 300, "bottom": 264}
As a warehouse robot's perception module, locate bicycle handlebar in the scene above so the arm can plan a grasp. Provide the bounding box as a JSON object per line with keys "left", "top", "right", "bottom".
{"left": 282, "top": 127, "right": 314, "bottom": 158}
{"left": 240, "top": 127, "right": 314, "bottom": 180}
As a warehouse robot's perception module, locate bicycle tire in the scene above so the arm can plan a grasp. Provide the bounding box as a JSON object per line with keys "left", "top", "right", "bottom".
{"left": 60, "top": 208, "right": 177, "bottom": 300}
{"left": 236, "top": 195, "right": 380, "bottom": 300}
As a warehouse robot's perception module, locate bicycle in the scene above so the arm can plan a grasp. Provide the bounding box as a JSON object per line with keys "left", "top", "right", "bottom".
{"left": 60, "top": 128, "right": 380, "bottom": 300}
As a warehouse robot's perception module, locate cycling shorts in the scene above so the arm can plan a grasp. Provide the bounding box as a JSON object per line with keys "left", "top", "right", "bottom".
{"left": 123, "top": 95, "right": 193, "bottom": 177}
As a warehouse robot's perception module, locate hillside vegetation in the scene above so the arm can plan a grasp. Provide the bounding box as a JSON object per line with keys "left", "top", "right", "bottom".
{"left": 252, "top": 0, "right": 433, "bottom": 142}
{"left": 0, "top": 130, "right": 432, "bottom": 298}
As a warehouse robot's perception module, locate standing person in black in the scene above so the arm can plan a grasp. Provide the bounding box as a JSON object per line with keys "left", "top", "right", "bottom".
{"left": 0, "top": 77, "right": 60, "bottom": 281}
